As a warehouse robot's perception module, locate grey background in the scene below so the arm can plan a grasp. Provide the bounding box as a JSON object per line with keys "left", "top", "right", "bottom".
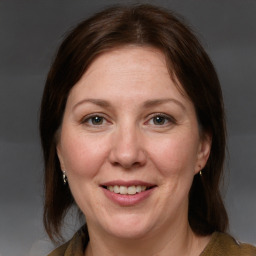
{"left": 0, "top": 0, "right": 255, "bottom": 255}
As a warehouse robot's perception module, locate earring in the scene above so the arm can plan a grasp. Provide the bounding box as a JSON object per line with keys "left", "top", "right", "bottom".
{"left": 62, "top": 171, "right": 67, "bottom": 185}
{"left": 197, "top": 164, "right": 202, "bottom": 176}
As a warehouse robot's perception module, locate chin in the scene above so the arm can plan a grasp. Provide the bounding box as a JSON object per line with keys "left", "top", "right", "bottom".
{"left": 102, "top": 213, "right": 154, "bottom": 240}
{"left": 108, "top": 226, "right": 151, "bottom": 240}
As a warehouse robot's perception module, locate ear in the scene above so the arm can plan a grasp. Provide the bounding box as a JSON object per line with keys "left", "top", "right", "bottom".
{"left": 194, "top": 132, "right": 212, "bottom": 174}
{"left": 56, "top": 144, "right": 66, "bottom": 172}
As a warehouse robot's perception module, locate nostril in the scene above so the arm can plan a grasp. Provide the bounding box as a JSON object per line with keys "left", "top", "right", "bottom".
{"left": 108, "top": 144, "right": 147, "bottom": 169}
{"left": 112, "top": 161, "right": 143, "bottom": 169}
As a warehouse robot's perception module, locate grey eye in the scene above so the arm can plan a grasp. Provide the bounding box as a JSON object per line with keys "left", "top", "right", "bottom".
{"left": 90, "top": 116, "right": 104, "bottom": 125}
{"left": 152, "top": 116, "right": 168, "bottom": 125}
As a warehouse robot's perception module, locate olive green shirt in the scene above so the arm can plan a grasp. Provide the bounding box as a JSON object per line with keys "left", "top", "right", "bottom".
{"left": 48, "top": 226, "right": 256, "bottom": 256}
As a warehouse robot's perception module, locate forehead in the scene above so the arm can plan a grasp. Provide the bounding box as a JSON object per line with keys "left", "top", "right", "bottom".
{"left": 67, "top": 46, "right": 188, "bottom": 105}
{"left": 85, "top": 46, "right": 168, "bottom": 80}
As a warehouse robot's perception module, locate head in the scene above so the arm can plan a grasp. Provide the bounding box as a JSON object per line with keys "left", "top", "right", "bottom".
{"left": 40, "top": 4, "right": 228, "bottom": 241}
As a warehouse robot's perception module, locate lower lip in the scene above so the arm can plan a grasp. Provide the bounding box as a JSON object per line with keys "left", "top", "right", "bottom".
{"left": 102, "top": 187, "right": 156, "bottom": 206}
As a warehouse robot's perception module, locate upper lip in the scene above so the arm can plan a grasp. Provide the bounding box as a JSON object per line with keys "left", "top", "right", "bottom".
{"left": 100, "top": 180, "right": 156, "bottom": 187}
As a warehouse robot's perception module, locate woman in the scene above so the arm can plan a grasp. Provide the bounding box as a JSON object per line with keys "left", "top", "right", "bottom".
{"left": 40, "top": 4, "right": 256, "bottom": 256}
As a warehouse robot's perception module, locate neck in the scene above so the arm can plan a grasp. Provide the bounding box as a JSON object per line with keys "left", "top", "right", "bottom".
{"left": 85, "top": 218, "right": 210, "bottom": 256}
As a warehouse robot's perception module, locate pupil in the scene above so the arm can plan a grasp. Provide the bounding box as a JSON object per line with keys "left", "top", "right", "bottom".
{"left": 154, "top": 116, "right": 165, "bottom": 125}
{"left": 92, "top": 116, "right": 103, "bottom": 124}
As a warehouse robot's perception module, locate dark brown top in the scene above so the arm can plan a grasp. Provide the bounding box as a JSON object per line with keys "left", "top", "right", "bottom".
{"left": 48, "top": 226, "right": 256, "bottom": 256}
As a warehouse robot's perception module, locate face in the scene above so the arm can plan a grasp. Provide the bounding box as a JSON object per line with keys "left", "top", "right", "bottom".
{"left": 57, "top": 47, "right": 211, "bottom": 239}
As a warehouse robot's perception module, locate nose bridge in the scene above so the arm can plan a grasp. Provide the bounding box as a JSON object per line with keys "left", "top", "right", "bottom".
{"left": 109, "top": 119, "right": 146, "bottom": 168}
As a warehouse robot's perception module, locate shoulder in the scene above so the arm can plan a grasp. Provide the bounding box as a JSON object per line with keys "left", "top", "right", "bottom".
{"left": 47, "top": 242, "right": 69, "bottom": 256}
{"left": 201, "top": 232, "right": 256, "bottom": 256}
{"left": 47, "top": 226, "right": 89, "bottom": 256}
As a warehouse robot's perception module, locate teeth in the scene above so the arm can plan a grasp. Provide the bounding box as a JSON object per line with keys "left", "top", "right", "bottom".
{"left": 113, "top": 185, "right": 119, "bottom": 193}
{"left": 136, "top": 185, "right": 142, "bottom": 193}
{"left": 120, "top": 186, "right": 127, "bottom": 194}
{"left": 107, "top": 185, "right": 148, "bottom": 195}
{"left": 127, "top": 186, "right": 136, "bottom": 195}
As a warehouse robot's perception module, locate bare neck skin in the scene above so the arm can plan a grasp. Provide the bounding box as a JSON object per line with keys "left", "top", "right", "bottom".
{"left": 84, "top": 213, "right": 211, "bottom": 256}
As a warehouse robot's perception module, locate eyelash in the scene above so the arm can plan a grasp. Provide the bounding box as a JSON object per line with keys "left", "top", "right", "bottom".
{"left": 146, "top": 113, "right": 176, "bottom": 126}
{"left": 81, "top": 114, "right": 108, "bottom": 126}
{"left": 81, "top": 113, "right": 176, "bottom": 127}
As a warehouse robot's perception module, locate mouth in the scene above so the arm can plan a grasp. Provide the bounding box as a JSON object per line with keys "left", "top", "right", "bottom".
{"left": 100, "top": 181, "right": 157, "bottom": 206}
{"left": 101, "top": 185, "right": 155, "bottom": 195}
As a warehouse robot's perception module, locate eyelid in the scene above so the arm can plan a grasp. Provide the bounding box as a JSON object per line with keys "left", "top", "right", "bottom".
{"left": 80, "top": 113, "right": 110, "bottom": 125}
{"left": 80, "top": 112, "right": 176, "bottom": 127}
{"left": 145, "top": 113, "right": 177, "bottom": 125}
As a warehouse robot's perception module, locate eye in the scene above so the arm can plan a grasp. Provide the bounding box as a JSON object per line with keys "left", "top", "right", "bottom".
{"left": 147, "top": 114, "right": 176, "bottom": 126}
{"left": 82, "top": 115, "right": 106, "bottom": 126}
{"left": 152, "top": 116, "right": 168, "bottom": 125}
{"left": 90, "top": 116, "right": 104, "bottom": 125}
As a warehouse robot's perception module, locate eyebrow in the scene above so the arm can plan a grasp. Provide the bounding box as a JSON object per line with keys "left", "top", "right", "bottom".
{"left": 73, "top": 98, "right": 185, "bottom": 111}
{"left": 72, "top": 99, "right": 111, "bottom": 111}
{"left": 143, "top": 98, "right": 186, "bottom": 110}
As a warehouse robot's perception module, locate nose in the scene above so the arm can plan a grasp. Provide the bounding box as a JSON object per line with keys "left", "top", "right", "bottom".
{"left": 108, "top": 123, "right": 147, "bottom": 169}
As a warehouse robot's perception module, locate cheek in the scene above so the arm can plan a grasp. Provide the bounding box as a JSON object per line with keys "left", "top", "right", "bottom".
{"left": 60, "top": 131, "right": 109, "bottom": 178}
{"left": 148, "top": 134, "right": 199, "bottom": 177}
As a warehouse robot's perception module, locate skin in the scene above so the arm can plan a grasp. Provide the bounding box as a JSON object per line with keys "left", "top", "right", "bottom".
{"left": 57, "top": 46, "right": 212, "bottom": 256}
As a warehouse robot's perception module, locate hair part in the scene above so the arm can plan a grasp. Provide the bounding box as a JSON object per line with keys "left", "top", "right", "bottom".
{"left": 40, "top": 4, "right": 228, "bottom": 242}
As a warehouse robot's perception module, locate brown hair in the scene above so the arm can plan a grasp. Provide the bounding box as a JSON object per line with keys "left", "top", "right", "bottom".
{"left": 40, "top": 4, "right": 228, "bottom": 241}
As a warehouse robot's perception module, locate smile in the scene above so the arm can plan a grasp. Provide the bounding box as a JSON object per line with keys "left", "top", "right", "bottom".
{"left": 106, "top": 185, "right": 148, "bottom": 195}
{"left": 101, "top": 181, "right": 156, "bottom": 206}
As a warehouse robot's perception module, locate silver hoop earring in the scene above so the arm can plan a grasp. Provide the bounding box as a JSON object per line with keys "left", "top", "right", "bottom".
{"left": 62, "top": 171, "right": 67, "bottom": 185}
